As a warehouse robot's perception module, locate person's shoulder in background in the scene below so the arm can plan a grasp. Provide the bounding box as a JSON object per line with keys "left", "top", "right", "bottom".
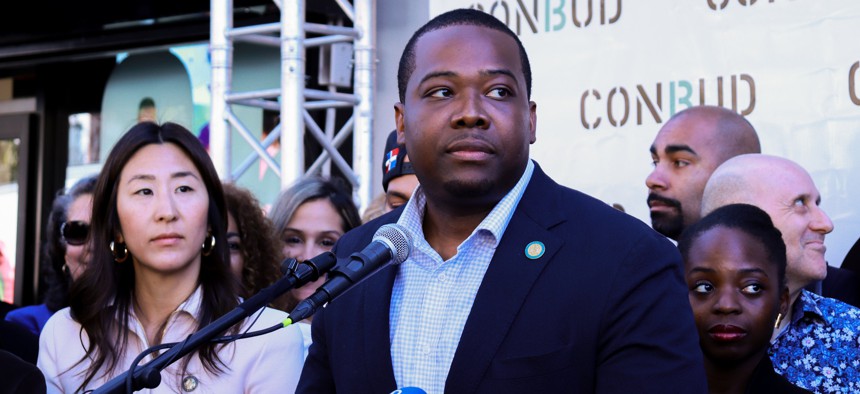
{"left": 5, "top": 303, "right": 52, "bottom": 336}
{"left": 0, "top": 349, "right": 46, "bottom": 394}
{"left": 816, "top": 264, "right": 860, "bottom": 308}
{"left": 0, "top": 319, "right": 39, "bottom": 364}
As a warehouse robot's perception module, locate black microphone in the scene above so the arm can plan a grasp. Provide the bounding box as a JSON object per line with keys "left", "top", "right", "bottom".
{"left": 288, "top": 223, "right": 412, "bottom": 323}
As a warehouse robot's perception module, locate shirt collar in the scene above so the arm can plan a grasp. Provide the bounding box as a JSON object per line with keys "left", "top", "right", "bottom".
{"left": 126, "top": 285, "right": 203, "bottom": 326}
{"left": 481, "top": 159, "right": 535, "bottom": 244}
{"left": 176, "top": 285, "right": 204, "bottom": 318}
{"left": 397, "top": 160, "right": 535, "bottom": 249}
{"left": 791, "top": 289, "right": 830, "bottom": 325}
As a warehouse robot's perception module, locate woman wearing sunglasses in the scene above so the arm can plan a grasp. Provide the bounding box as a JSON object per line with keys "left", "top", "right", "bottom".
{"left": 37, "top": 122, "right": 304, "bottom": 393}
{"left": 4, "top": 175, "right": 98, "bottom": 337}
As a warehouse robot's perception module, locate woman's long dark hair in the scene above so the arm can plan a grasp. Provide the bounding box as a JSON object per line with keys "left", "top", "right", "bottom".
{"left": 68, "top": 122, "right": 238, "bottom": 391}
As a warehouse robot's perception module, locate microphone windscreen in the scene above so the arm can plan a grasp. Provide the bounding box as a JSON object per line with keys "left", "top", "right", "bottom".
{"left": 372, "top": 223, "right": 413, "bottom": 264}
{"left": 389, "top": 388, "right": 427, "bottom": 394}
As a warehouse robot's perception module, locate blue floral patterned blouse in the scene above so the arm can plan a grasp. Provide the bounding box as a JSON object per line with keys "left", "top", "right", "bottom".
{"left": 770, "top": 290, "right": 860, "bottom": 393}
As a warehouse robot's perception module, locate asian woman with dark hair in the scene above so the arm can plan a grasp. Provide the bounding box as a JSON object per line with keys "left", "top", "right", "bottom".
{"left": 37, "top": 122, "right": 304, "bottom": 393}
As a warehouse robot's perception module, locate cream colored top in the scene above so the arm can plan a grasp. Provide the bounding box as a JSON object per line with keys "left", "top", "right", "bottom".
{"left": 297, "top": 321, "right": 312, "bottom": 360}
{"left": 38, "top": 286, "right": 305, "bottom": 393}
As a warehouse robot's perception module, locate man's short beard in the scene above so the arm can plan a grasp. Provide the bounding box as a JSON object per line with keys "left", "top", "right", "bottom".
{"left": 651, "top": 212, "right": 684, "bottom": 240}
{"left": 647, "top": 193, "right": 685, "bottom": 239}
{"left": 443, "top": 178, "right": 495, "bottom": 199}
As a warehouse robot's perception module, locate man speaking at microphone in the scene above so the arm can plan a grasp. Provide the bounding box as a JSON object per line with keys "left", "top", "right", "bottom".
{"left": 297, "top": 8, "right": 706, "bottom": 394}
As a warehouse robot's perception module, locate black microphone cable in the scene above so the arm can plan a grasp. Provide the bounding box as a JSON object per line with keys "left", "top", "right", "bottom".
{"left": 94, "top": 252, "right": 335, "bottom": 393}
{"left": 122, "top": 305, "right": 283, "bottom": 393}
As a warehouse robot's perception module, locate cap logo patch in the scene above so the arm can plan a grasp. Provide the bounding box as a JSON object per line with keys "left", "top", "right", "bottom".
{"left": 385, "top": 148, "right": 399, "bottom": 173}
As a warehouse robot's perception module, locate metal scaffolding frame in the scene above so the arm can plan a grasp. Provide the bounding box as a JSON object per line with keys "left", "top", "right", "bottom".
{"left": 210, "top": 0, "right": 375, "bottom": 208}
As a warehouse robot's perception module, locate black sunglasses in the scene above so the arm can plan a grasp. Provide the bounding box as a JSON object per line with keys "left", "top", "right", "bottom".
{"left": 61, "top": 221, "right": 90, "bottom": 246}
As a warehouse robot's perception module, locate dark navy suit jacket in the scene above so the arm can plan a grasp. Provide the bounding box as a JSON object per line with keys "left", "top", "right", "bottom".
{"left": 297, "top": 164, "right": 707, "bottom": 393}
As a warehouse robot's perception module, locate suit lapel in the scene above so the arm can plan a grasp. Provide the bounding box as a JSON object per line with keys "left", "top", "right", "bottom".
{"left": 360, "top": 263, "right": 399, "bottom": 392}
{"left": 445, "top": 167, "right": 565, "bottom": 393}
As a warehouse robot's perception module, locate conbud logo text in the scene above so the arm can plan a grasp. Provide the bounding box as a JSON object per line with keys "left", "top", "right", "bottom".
{"left": 469, "top": 0, "right": 622, "bottom": 35}
{"left": 849, "top": 61, "right": 860, "bottom": 106}
{"left": 580, "top": 74, "right": 755, "bottom": 130}
{"left": 708, "top": 0, "right": 778, "bottom": 11}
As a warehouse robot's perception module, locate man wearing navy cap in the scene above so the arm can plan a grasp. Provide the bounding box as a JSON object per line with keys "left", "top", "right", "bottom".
{"left": 382, "top": 130, "right": 419, "bottom": 213}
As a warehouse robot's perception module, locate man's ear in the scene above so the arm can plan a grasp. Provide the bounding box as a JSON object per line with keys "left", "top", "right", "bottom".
{"left": 394, "top": 103, "right": 406, "bottom": 145}
{"left": 779, "top": 285, "right": 790, "bottom": 317}
{"left": 528, "top": 101, "right": 537, "bottom": 144}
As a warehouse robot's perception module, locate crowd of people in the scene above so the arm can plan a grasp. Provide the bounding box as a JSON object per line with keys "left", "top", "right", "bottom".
{"left": 0, "top": 7, "right": 858, "bottom": 394}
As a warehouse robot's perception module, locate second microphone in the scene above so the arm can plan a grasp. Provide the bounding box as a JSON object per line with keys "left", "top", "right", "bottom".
{"left": 288, "top": 223, "right": 413, "bottom": 323}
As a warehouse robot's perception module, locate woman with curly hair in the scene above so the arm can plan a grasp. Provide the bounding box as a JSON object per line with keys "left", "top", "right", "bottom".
{"left": 222, "top": 183, "right": 287, "bottom": 309}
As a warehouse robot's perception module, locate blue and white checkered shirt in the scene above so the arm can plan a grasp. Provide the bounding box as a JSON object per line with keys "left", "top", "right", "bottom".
{"left": 390, "top": 160, "right": 535, "bottom": 394}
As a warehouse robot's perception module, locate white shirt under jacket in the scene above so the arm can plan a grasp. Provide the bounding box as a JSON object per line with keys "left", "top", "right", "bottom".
{"left": 37, "top": 286, "right": 305, "bottom": 393}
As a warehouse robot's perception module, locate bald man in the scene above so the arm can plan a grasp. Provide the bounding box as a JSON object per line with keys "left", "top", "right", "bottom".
{"left": 646, "top": 105, "right": 760, "bottom": 240}
{"left": 702, "top": 154, "right": 860, "bottom": 393}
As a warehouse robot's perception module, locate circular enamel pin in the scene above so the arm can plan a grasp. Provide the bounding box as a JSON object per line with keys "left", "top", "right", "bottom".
{"left": 525, "top": 241, "right": 545, "bottom": 259}
{"left": 181, "top": 375, "right": 199, "bottom": 392}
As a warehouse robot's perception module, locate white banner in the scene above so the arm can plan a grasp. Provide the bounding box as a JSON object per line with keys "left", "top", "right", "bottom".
{"left": 428, "top": 0, "right": 860, "bottom": 266}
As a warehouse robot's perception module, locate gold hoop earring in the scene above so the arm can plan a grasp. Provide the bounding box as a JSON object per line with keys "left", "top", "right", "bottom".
{"left": 201, "top": 234, "right": 215, "bottom": 257}
{"left": 110, "top": 241, "right": 129, "bottom": 263}
{"left": 774, "top": 313, "right": 784, "bottom": 330}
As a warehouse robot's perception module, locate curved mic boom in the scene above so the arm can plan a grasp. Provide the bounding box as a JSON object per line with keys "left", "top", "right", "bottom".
{"left": 288, "top": 223, "right": 413, "bottom": 323}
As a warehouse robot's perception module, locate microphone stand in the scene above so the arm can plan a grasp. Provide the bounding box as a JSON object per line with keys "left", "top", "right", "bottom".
{"left": 92, "top": 252, "right": 337, "bottom": 394}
